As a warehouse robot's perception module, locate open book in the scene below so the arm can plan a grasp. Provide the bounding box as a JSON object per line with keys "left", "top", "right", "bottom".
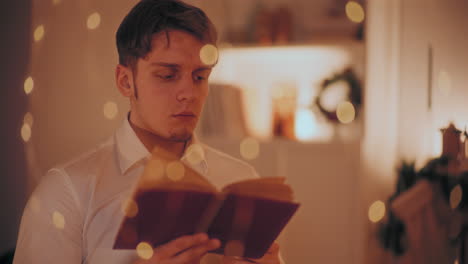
{"left": 113, "top": 148, "right": 300, "bottom": 259}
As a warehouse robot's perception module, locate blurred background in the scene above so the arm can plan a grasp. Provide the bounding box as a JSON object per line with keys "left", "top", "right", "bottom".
{"left": 1, "top": 0, "right": 468, "bottom": 263}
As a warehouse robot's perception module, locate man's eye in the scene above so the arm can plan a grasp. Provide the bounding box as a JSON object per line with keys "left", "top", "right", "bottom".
{"left": 159, "top": 75, "right": 174, "bottom": 80}
{"left": 195, "top": 75, "right": 206, "bottom": 81}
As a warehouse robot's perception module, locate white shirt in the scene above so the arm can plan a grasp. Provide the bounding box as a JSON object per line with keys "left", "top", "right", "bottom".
{"left": 14, "top": 118, "right": 259, "bottom": 264}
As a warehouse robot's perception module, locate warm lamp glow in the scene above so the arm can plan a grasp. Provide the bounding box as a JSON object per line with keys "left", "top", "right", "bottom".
{"left": 52, "top": 0, "right": 61, "bottom": 5}
{"left": 294, "top": 109, "right": 319, "bottom": 142}
{"left": 368, "top": 200, "right": 385, "bottom": 223}
{"left": 346, "top": 1, "right": 365, "bottom": 23}
{"left": 210, "top": 46, "right": 351, "bottom": 139}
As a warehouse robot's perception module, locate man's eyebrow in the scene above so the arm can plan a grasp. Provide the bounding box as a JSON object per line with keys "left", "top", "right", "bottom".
{"left": 194, "top": 66, "right": 213, "bottom": 72}
{"left": 150, "top": 62, "right": 180, "bottom": 68}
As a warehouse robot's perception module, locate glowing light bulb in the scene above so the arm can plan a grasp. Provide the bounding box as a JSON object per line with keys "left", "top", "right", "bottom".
{"left": 346, "top": 1, "right": 365, "bottom": 23}
{"left": 34, "top": 25, "right": 45, "bottom": 42}
{"left": 24, "top": 77, "right": 34, "bottom": 94}
{"left": 240, "top": 138, "right": 260, "bottom": 160}
{"left": 87, "top": 12, "right": 101, "bottom": 30}
{"left": 136, "top": 242, "right": 154, "bottom": 260}
{"left": 200, "top": 44, "right": 218, "bottom": 65}
{"left": 368, "top": 200, "right": 385, "bottom": 223}
{"left": 336, "top": 101, "right": 356, "bottom": 124}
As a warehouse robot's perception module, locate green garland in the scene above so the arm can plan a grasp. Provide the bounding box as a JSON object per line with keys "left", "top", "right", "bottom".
{"left": 378, "top": 156, "right": 468, "bottom": 256}
{"left": 314, "top": 68, "right": 362, "bottom": 123}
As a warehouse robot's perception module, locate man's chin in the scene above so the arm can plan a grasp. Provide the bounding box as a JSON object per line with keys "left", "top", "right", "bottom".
{"left": 167, "top": 130, "right": 193, "bottom": 142}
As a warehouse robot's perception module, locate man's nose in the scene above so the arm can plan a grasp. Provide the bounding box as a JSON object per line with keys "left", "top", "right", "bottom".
{"left": 176, "top": 75, "right": 198, "bottom": 102}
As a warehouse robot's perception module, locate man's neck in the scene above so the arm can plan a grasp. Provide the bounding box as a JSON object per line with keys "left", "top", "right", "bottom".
{"left": 128, "top": 119, "right": 187, "bottom": 159}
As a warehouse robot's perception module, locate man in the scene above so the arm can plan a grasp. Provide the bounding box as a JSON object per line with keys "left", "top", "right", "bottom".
{"left": 13, "top": 0, "right": 281, "bottom": 263}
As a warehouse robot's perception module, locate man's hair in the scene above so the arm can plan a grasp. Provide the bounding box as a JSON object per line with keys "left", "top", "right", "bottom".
{"left": 116, "top": 0, "right": 218, "bottom": 69}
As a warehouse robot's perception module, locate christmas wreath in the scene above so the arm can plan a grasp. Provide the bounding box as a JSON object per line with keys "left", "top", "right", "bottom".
{"left": 314, "top": 68, "right": 362, "bottom": 123}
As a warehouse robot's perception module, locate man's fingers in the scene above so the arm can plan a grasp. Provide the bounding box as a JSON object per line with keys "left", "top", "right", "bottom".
{"left": 153, "top": 233, "right": 209, "bottom": 260}
{"left": 172, "top": 238, "right": 220, "bottom": 263}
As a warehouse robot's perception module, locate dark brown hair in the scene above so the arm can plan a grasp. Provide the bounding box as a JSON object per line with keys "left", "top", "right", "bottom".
{"left": 116, "top": 0, "right": 217, "bottom": 69}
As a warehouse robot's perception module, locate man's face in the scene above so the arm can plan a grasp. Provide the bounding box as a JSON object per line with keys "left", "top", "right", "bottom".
{"left": 123, "top": 30, "right": 212, "bottom": 142}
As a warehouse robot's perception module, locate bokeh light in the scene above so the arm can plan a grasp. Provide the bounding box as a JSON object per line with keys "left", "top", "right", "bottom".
{"left": 136, "top": 242, "right": 154, "bottom": 260}
{"left": 34, "top": 25, "right": 45, "bottom": 42}
{"left": 103, "top": 101, "right": 118, "bottom": 120}
{"left": 240, "top": 138, "right": 260, "bottom": 160}
{"left": 87, "top": 12, "right": 101, "bottom": 30}
{"left": 450, "top": 185, "right": 463, "bottom": 209}
{"left": 29, "top": 195, "right": 41, "bottom": 213}
{"left": 200, "top": 44, "right": 218, "bottom": 65}
{"left": 52, "top": 211, "right": 66, "bottom": 230}
{"left": 224, "top": 240, "right": 245, "bottom": 257}
{"left": 146, "top": 159, "right": 165, "bottom": 179}
{"left": 368, "top": 200, "right": 386, "bottom": 223}
{"left": 24, "top": 77, "right": 34, "bottom": 95}
{"left": 185, "top": 144, "right": 205, "bottom": 165}
{"left": 336, "top": 101, "right": 356, "bottom": 124}
{"left": 345, "top": 1, "right": 365, "bottom": 23}
{"left": 438, "top": 70, "right": 452, "bottom": 96}
{"left": 52, "top": 0, "right": 62, "bottom": 5}
{"left": 122, "top": 199, "right": 139, "bottom": 218}
{"left": 23, "top": 112, "right": 34, "bottom": 127}
{"left": 21, "top": 123, "right": 32, "bottom": 142}
{"left": 166, "top": 161, "right": 185, "bottom": 182}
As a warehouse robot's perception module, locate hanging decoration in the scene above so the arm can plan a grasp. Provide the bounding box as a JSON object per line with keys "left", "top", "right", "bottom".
{"left": 314, "top": 67, "right": 362, "bottom": 124}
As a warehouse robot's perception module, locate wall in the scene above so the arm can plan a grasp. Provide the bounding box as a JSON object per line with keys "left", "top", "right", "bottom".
{"left": 0, "top": 0, "right": 31, "bottom": 255}
{"left": 398, "top": 0, "right": 468, "bottom": 163}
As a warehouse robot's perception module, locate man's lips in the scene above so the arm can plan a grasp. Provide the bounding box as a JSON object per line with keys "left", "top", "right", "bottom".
{"left": 172, "top": 111, "right": 196, "bottom": 118}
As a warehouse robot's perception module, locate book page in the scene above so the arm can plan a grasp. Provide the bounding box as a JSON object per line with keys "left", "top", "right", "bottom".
{"left": 221, "top": 177, "right": 294, "bottom": 202}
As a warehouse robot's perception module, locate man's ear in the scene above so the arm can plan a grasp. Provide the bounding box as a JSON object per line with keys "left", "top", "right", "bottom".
{"left": 116, "top": 64, "right": 134, "bottom": 98}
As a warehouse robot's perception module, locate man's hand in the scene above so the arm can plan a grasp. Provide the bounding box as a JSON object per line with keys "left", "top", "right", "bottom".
{"left": 221, "top": 243, "right": 281, "bottom": 264}
{"left": 135, "top": 233, "right": 220, "bottom": 264}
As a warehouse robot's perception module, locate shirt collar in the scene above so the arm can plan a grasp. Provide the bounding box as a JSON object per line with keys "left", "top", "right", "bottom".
{"left": 114, "top": 114, "right": 208, "bottom": 175}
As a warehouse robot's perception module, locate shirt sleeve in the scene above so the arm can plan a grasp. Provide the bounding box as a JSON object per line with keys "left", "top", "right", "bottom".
{"left": 13, "top": 168, "right": 83, "bottom": 264}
